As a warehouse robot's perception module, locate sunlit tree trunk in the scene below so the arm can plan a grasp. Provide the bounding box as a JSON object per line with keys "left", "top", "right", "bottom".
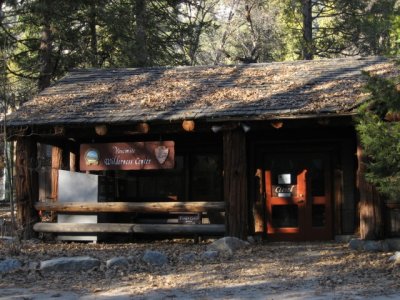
{"left": 38, "top": 0, "right": 54, "bottom": 91}
{"left": 301, "top": 0, "right": 313, "bottom": 60}
{"left": 89, "top": 2, "right": 98, "bottom": 67}
{"left": 135, "top": 0, "right": 148, "bottom": 67}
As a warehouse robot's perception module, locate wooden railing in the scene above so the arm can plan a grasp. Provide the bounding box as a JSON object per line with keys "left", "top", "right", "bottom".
{"left": 34, "top": 201, "right": 225, "bottom": 213}
{"left": 33, "top": 201, "right": 226, "bottom": 235}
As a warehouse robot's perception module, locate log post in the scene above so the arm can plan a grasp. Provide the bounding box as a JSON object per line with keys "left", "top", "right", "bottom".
{"left": 51, "top": 145, "right": 69, "bottom": 200}
{"left": 357, "top": 145, "right": 384, "bottom": 240}
{"left": 15, "top": 137, "right": 39, "bottom": 239}
{"left": 223, "top": 128, "right": 248, "bottom": 239}
{"left": 253, "top": 169, "right": 264, "bottom": 234}
{"left": 51, "top": 146, "right": 62, "bottom": 200}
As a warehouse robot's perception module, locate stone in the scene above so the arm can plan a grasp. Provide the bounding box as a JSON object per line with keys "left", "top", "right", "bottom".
{"left": 349, "top": 238, "right": 390, "bottom": 252}
{"left": 385, "top": 238, "right": 400, "bottom": 251}
{"left": 388, "top": 252, "right": 400, "bottom": 264}
{"left": 0, "top": 259, "right": 22, "bottom": 273}
{"left": 28, "top": 261, "right": 39, "bottom": 270}
{"left": 181, "top": 252, "right": 196, "bottom": 263}
{"left": 40, "top": 256, "right": 100, "bottom": 272}
{"left": 335, "top": 235, "right": 356, "bottom": 243}
{"left": 207, "top": 236, "right": 249, "bottom": 255}
{"left": 349, "top": 238, "right": 364, "bottom": 250}
{"left": 363, "top": 240, "right": 389, "bottom": 252}
{"left": 106, "top": 257, "right": 129, "bottom": 269}
{"left": 201, "top": 250, "right": 219, "bottom": 261}
{"left": 142, "top": 250, "right": 168, "bottom": 266}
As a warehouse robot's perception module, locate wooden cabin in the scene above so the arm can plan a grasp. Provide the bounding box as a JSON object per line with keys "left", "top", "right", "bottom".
{"left": 5, "top": 56, "right": 399, "bottom": 241}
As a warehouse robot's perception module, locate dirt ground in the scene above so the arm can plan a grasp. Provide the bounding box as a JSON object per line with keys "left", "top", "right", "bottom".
{"left": 1, "top": 237, "right": 400, "bottom": 300}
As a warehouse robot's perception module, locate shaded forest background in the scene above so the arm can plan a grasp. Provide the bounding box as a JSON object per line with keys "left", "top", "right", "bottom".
{"left": 0, "top": 0, "right": 399, "bottom": 108}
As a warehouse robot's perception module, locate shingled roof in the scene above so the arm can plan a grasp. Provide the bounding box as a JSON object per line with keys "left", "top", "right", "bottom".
{"left": 7, "top": 56, "right": 398, "bottom": 127}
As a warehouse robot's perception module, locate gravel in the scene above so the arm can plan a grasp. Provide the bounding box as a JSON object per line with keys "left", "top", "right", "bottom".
{"left": 0, "top": 239, "right": 400, "bottom": 299}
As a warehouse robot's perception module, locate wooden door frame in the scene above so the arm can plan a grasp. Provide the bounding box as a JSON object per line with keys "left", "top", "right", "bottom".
{"left": 252, "top": 144, "right": 335, "bottom": 241}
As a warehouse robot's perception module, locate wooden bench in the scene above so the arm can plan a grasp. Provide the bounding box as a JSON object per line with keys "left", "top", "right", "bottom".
{"left": 33, "top": 201, "right": 225, "bottom": 236}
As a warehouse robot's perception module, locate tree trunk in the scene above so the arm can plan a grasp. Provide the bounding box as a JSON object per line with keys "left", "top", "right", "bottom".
{"left": 15, "top": 137, "right": 39, "bottom": 239}
{"left": 357, "top": 145, "right": 384, "bottom": 240}
{"left": 38, "top": 0, "right": 53, "bottom": 91}
{"left": 301, "top": 0, "right": 313, "bottom": 60}
{"left": 135, "top": 0, "right": 148, "bottom": 67}
{"left": 89, "top": 2, "right": 98, "bottom": 67}
{"left": 223, "top": 128, "right": 248, "bottom": 239}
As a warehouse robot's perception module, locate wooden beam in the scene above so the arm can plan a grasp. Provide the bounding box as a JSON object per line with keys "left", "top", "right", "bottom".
{"left": 223, "top": 128, "right": 248, "bottom": 239}
{"left": 51, "top": 146, "right": 63, "bottom": 200}
{"left": 334, "top": 169, "right": 343, "bottom": 235}
{"left": 34, "top": 201, "right": 225, "bottom": 213}
{"left": 253, "top": 168, "right": 264, "bottom": 234}
{"left": 33, "top": 223, "right": 132, "bottom": 233}
{"left": 182, "top": 120, "right": 195, "bottom": 132}
{"left": 15, "top": 137, "right": 40, "bottom": 239}
{"left": 131, "top": 224, "right": 225, "bottom": 234}
{"left": 33, "top": 222, "right": 225, "bottom": 234}
{"left": 357, "top": 144, "right": 384, "bottom": 240}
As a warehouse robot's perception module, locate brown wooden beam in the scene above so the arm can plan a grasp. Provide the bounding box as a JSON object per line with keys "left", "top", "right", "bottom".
{"left": 15, "top": 137, "right": 40, "bottom": 239}
{"left": 34, "top": 201, "right": 225, "bottom": 213}
{"left": 223, "top": 128, "right": 248, "bottom": 239}
{"left": 33, "top": 222, "right": 225, "bottom": 234}
{"left": 33, "top": 222, "right": 132, "bottom": 233}
{"left": 51, "top": 146, "right": 63, "bottom": 200}
{"left": 131, "top": 224, "right": 225, "bottom": 234}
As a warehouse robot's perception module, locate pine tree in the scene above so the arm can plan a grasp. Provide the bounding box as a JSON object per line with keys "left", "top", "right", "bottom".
{"left": 357, "top": 67, "right": 400, "bottom": 202}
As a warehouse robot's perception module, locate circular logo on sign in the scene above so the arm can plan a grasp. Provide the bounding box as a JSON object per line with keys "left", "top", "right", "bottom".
{"left": 85, "top": 149, "right": 100, "bottom": 166}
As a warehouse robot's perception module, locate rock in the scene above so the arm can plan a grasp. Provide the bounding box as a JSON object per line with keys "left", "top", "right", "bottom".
{"left": 207, "top": 236, "right": 249, "bottom": 255}
{"left": 349, "top": 238, "right": 364, "bottom": 250}
{"left": 201, "top": 250, "right": 219, "bottom": 261}
{"left": 106, "top": 256, "right": 129, "bottom": 269}
{"left": 247, "top": 236, "right": 255, "bottom": 244}
{"left": 0, "top": 258, "right": 22, "bottom": 273}
{"left": 385, "top": 238, "right": 400, "bottom": 251}
{"left": 349, "top": 238, "right": 389, "bottom": 252}
{"left": 40, "top": 256, "right": 100, "bottom": 272}
{"left": 363, "top": 240, "right": 389, "bottom": 252}
{"left": 335, "top": 235, "right": 355, "bottom": 243}
{"left": 388, "top": 252, "right": 400, "bottom": 264}
{"left": 142, "top": 250, "right": 168, "bottom": 266}
{"left": 28, "top": 261, "right": 39, "bottom": 270}
{"left": 181, "top": 252, "right": 196, "bottom": 263}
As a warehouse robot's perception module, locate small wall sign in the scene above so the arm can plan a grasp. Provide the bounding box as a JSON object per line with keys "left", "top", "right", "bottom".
{"left": 178, "top": 214, "right": 201, "bottom": 224}
{"left": 272, "top": 185, "right": 297, "bottom": 198}
{"left": 278, "top": 174, "right": 291, "bottom": 184}
{"left": 80, "top": 141, "right": 175, "bottom": 171}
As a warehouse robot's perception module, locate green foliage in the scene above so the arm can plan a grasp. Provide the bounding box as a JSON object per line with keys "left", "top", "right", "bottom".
{"left": 357, "top": 69, "right": 400, "bottom": 201}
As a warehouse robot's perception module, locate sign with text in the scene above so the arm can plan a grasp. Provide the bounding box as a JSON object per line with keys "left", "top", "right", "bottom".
{"left": 272, "top": 185, "right": 297, "bottom": 198}
{"left": 80, "top": 141, "right": 175, "bottom": 171}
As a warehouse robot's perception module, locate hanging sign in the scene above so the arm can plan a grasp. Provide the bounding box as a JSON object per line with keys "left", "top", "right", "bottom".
{"left": 80, "top": 141, "right": 175, "bottom": 171}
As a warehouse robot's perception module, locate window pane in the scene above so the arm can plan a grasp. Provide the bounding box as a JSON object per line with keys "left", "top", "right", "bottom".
{"left": 272, "top": 205, "right": 298, "bottom": 228}
{"left": 191, "top": 155, "right": 222, "bottom": 202}
{"left": 312, "top": 204, "right": 325, "bottom": 227}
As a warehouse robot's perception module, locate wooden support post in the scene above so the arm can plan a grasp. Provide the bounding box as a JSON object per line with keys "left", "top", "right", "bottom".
{"left": 334, "top": 169, "right": 343, "bottom": 236}
{"left": 15, "top": 137, "right": 39, "bottom": 239}
{"left": 51, "top": 146, "right": 62, "bottom": 200}
{"left": 51, "top": 145, "right": 69, "bottom": 200}
{"left": 223, "top": 128, "right": 248, "bottom": 239}
{"left": 357, "top": 145, "right": 384, "bottom": 240}
{"left": 253, "top": 169, "right": 264, "bottom": 234}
